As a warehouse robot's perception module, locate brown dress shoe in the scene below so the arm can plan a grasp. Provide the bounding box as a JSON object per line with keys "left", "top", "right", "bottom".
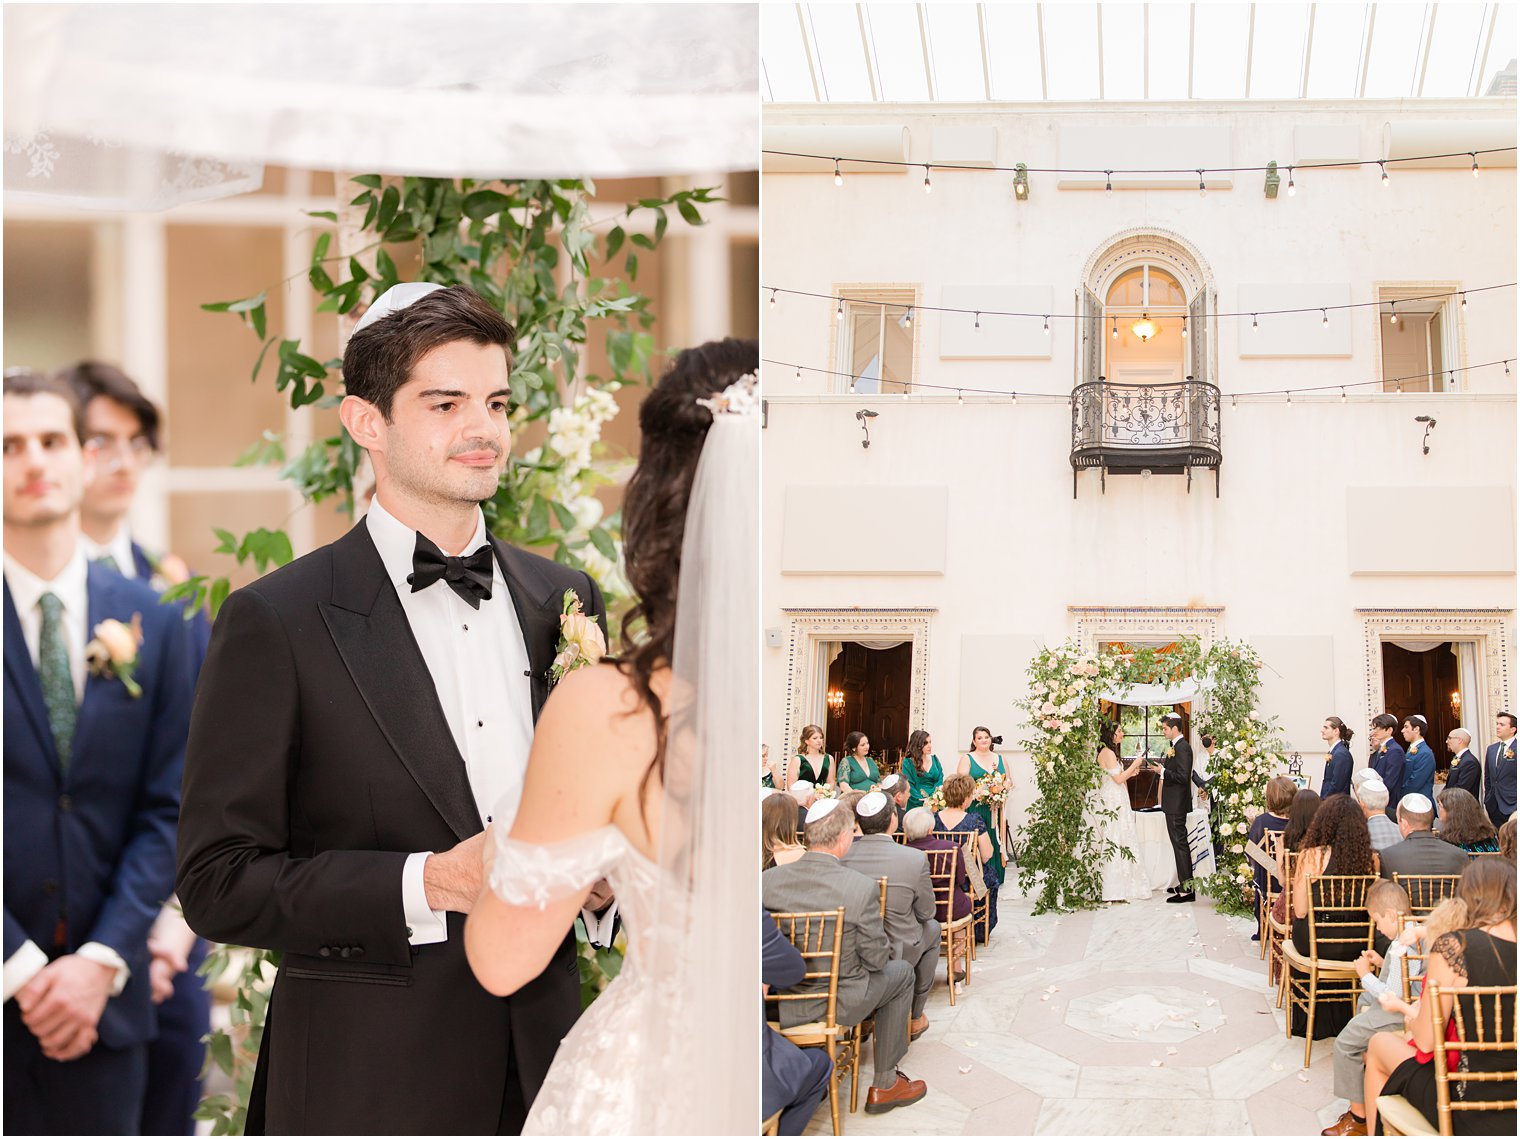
{"left": 909, "top": 1014, "right": 929, "bottom": 1041}
{"left": 1320, "top": 1110, "right": 1367, "bottom": 1136}
{"left": 864, "top": 1071, "right": 927, "bottom": 1114}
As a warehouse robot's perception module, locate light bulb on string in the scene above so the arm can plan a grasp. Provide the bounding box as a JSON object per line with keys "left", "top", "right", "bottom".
{"left": 957, "top": 390, "right": 964, "bottom": 406}
{"left": 769, "top": 289, "right": 777, "bottom": 309}
{"left": 794, "top": 366, "right": 802, "bottom": 381}
{"left": 1506, "top": 360, "right": 1512, "bottom": 376}
{"left": 1231, "top": 394, "right": 1238, "bottom": 409}
{"left": 1287, "top": 167, "right": 1296, "bottom": 197}
{"left": 1181, "top": 316, "right": 1189, "bottom": 340}
{"left": 1471, "top": 153, "right": 1480, "bottom": 178}
{"left": 903, "top": 306, "right": 913, "bottom": 327}
{"left": 1198, "top": 170, "right": 1206, "bottom": 197}
{"left": 849, "top": 379, "right": 857, "bottom": 394}
{"left": 833, "top": 159, "right": 843, "bottom": 187}
{"left": 1010, "top": 391, "right": 1018, "bottom": 405}
{"left": 1105, "top": 170, "right": 1113, "bottom": 194}
{"left": 1252, "top": 314, "right": 1260, "bottom": 333}
{"left": 1285, "top": 391, "right": 1292, "bottom": 405}
{"left": 1340, "top": 387, "right": 1347, "bottom": 403}
{"left": 1389, "top": 302, "right": 1398, "bottom": 325}
{"left": 923, "top": 165, "right": 932, "bottom": 194}
{"left": 1322, "top": 309, "right": 1329, "bottom": 329}
{"left": 1043, "top": 315, "right": 1051, "bottom": 336}
{"left": 1111, "top": 318, "right": 1118, "bottom": 340}
{"left": 836, "top": 298, "right": 844, "bottom": 322}
{"left": 1461, "top": 293, "right": 1468, "bottom": 311}
{"left": 1380, "top": 161, "right": 1390, "bottom": 186}
{"left": 974, "top": 311, "right": 981, "bottom": 330}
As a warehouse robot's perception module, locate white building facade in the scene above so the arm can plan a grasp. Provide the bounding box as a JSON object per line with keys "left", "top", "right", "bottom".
{"left": 761, "top": 98, "right": 1516, "bottom": 826}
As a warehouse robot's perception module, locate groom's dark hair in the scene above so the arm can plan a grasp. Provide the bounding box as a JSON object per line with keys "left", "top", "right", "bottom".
{"left": 343, "top": 285, "right": 516, "bottom": 420}
{"left": 1160, "top": 714, "right": 1184, "bottom": 731}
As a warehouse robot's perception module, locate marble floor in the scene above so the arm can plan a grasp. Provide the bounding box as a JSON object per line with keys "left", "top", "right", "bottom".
{"left": 801, "top": 887, "right": 1352, "bottom": 1136}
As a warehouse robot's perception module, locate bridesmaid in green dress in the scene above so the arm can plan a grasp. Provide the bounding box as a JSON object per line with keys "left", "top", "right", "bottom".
{"left": 956, "top": 725, "right": 1008, "bottom": 889}
{"left": 794, "top": 724, "right": 834, "bottom": 789}
{"left": 839, "top": 731, "right": 881, "bottom": 791}
{"left": 903, "top": 728, "right": 944, "bottom": 810}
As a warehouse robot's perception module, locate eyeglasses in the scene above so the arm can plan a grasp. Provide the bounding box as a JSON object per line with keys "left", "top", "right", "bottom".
{"left": 85, "top": 434, "right": 157, "bottom": 468}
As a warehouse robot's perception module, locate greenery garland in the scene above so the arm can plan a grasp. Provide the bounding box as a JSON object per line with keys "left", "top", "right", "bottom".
{"left": 1014, "top": 636, "right": 1286, "bottom": 917}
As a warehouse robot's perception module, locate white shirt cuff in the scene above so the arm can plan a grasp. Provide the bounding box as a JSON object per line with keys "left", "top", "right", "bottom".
{"left": 3, "top": 940, "right": 49, "bottom": 1002}
{"left": 403, "top": 852, "right": 448, "bottom": 946}
{"left": 581, "top": 902, "right": 619, "bottom": 948}
{"left": 76, "top": 942, "right": 130, "bottom": 997}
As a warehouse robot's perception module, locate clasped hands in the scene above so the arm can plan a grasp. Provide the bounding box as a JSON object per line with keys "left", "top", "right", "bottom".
{"left": 426, "top": 831, "right": 615, "bottom": 914}
{"left": 15, "top": 955, "right": 117, "bottom": 1062}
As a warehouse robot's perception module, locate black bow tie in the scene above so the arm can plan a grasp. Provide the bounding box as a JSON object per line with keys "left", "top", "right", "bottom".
{"left": 407, "top": 532, "right": 493, "bottom": 609}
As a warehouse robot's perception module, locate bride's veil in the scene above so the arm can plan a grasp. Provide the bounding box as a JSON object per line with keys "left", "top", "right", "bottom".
{"left": 636, "top": 407, "right": 758, "bottom": 1133}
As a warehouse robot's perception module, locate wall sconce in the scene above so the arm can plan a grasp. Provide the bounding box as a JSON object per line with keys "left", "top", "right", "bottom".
{"left": 827, "top": 689, "right": 845, "bottom": 718}
{"left": 1450, "top": 690, "right": 1461, "bottom": 715}
{"left": 856, "top": 408, "right": 877, "bottom": 449}
{"left": 1013, "top": 163, "right": 1029, "bottom": 201}
{"left": 1415, "top": 414, "right": 1437, "bottom": 456}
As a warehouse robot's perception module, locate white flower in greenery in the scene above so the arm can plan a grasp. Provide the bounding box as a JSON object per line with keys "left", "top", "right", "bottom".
{"left": 1237, "top": 823, "right": 1249, "bottom": 834}
{"left": 1229, "top": 793, "right": 1239, "bottom": 804}
{"left": 1231, "top": 843, "right": 1244, "bottom": 854}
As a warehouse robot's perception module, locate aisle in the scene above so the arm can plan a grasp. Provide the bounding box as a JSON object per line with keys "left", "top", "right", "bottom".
{"left": 806, "top": 893, "right": 1351, "bottom": 1136}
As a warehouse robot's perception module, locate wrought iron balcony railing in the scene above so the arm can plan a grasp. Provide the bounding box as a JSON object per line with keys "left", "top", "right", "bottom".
{"left": 1070, "top": 378, "right": 1222, "bottom": 496}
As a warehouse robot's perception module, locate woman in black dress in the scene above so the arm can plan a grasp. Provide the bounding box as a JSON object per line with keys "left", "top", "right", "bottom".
{"left": 1289, "top": 794, "right": 1379, "bottom": 1040}
{"left": 1366, "top": 859, "right": 1516, "bottom": 1135}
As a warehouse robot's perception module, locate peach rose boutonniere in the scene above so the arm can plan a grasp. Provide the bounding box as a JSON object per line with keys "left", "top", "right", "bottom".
{"left": 147, "top": 551, "right": 192, "bottom": 594}
{"left": 86, "top": 614, "right": 144, "bottom": 698}
{"left": 550, "top": 589, "right": 607, "bottom": 685}
{"left": 1166, "top": 747, "right": 1176, "bottom": 759}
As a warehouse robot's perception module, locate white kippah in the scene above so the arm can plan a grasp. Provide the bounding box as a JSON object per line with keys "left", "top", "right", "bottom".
{"left": 792, "top": 780, "right": 814, "bottom": 794}
{"left": 1353, "top": 768, "right": 1381, "bottom": 785}
{"left": 805, "top": 798, "right": 841, "bottom": 824}
{"left": 880, "top": 773, "right": 901, "bottom": 792}
{"left": 761, "top": 786, "right": 777, "bottom": 800}
{"left": 1401, "top": 793, "right": 1434, "bottom": 814}
{"left": 352, "top": 282, "right": 446, "bottom": 334}
{"left": 857, "top": 791, "right": 889, "bottom": 818}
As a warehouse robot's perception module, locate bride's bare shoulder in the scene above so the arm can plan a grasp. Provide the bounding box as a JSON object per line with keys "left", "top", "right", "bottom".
{"left": 537, "top": 662, "right": 666, "bottom": 756}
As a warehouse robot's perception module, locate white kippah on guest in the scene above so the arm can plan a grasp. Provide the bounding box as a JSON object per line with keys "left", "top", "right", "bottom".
{"left": 1353, "top": 768, "right": 1381, "bottom": 785}
{"left": 1401, "top": 793, "right": 1434, "bottom": 814}
{"left": 352, "top": 281, "right": 446, "bottom": 335}
{"left": 857, "top": 791, "right": 889, "bottom": 818}
{"left": 792, "top": 780, "right": 814, "bottom": 794}
{"left": 760, "top": 786, "right": 777, "bottom": 800}
{"left": 805, "top": 798, "right": 841, "bottom": 825}
{"left": 880, "top": 773, "right": 901, "bottom": 792}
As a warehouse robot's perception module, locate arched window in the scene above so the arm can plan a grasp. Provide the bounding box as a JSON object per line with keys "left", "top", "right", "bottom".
{"left": 1103, "top": 264, "right": 1188, "bottom": 385}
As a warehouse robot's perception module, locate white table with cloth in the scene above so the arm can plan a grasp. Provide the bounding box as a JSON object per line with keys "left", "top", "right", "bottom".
{"left": 1132, "top": 809, "right": 1217, "bottom": 889}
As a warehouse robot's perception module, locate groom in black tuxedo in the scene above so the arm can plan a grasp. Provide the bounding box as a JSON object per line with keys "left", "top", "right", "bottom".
{"left": 1158, "top": 714, "right": 1197, "bottom": 903}
{"left": 177, "top": 285, "right": 605, "bottom": 1135}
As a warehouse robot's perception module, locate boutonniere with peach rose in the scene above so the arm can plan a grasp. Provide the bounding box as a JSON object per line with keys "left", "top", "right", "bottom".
{"left": 86, "top": 614, "right": 145, "bottom": 698}
{"left": 1166, "top": 747, "right": 1175, "bottom": 759}
{"left": 1379, "top": 741, "right": 1388, "bottom": 753}
{"left": 549, "top": 588, "right": 607, "bottom": 686}
{"left": 147, "top": 550, "right": 192, "bottom": 595}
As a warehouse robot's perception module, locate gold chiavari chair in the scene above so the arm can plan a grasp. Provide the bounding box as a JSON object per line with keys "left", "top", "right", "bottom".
{"left": 761, "top": 1110, "right": 781, "bottom": 1135}
{"left": 1466, "top": 849, "right": 1502, "bottom": 861}
{"left": 1392, "top": 874, "right": 1462, "bottom": 917}
{"left": 923, "top": 848, "right": 975, "bottom": 1005}
{"left": 765, "top": 908, "right": 856, "bottom": 1136}
{"left": 1282, "top": 874, "right": 1377, "bottom": 1067}
{"left": 1267, "top": 848, "right": 1297, "bottom": 1006}
{"left": 933, "top": 829, "right": 988, "bottom": 958}
{"left": 1400, "top": 951, "right": 1427, "bottom": 1004}
{"left": 1379, "top": 981, "right": 1518, "bottom": 1136}
{"left": 1259, "top": 830, "right": 1285, "bottom": 961}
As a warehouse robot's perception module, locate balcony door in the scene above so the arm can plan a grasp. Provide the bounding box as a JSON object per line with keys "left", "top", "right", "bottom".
{"left": 1104, "top": 264, "right": 1187, "bottom": 383}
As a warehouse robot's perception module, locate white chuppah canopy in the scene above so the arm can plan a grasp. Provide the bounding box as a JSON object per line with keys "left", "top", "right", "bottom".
{"left": 4, "top": 3, "right": 758, "bottom": 211}
{"left": 1098, "top": 676, "right": 1212, "bottom": 707}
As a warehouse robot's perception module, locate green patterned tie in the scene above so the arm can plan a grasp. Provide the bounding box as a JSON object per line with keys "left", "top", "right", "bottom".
{"left": 94, "top": 554, "right": 120, "bottom": 573}
{"left": 37, "top": 593, "right": 76, "bottom": 767}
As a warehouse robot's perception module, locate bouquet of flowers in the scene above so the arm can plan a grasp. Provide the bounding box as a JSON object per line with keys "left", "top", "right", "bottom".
{"left": 926, "top": 787, "right": 946, "bottom": 813}
{"left": 974, "top": 770, "right": 1009, "bottom": 807}
{"left": 812, "top": 784, "right": 838, "bottom": 801}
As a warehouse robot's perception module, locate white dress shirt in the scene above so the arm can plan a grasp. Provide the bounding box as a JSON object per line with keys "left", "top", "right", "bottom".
{"left": 365, "top": 497, "right": 535, "bottom": 946}
{"left": 80, "top": 526, "right": 138, "bottom": 579}
{"left": 2, "top": 547, "right": 130, "bottom": 1000}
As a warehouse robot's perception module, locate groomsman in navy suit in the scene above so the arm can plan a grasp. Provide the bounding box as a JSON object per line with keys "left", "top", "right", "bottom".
{"left": 1368, "top": 713, "right": 1407, "bottom": 819}
{"left": 1484, "top": 712, "right": 1517, "bottom": 827}
{"left": 3, "top": 369, "right": 194, "bottom": 1134}
{"left": 60, "top": 359, "right": 211, "bottom": 1134}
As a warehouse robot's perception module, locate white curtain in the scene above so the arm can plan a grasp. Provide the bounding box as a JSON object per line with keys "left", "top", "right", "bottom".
{"left": 4, "top": 4, "right": 758, "bottom": 211}
{"left": 1456, "top": 642, "right": 1482, "bottom": 743}
{"left": 850, "top": 637, "right": 910, "bottom": 651}
{"left": 1388, "top": 640, "right": 1443, "bottom": 653}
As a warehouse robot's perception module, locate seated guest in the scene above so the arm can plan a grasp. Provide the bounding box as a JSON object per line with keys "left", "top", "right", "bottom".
{"left": 762, "top": 911, "right": 833, "bottom": 1136}
{"left": 1379, "top": 793, "right": 1471, "bottom": 879}
{"left": 1354, "top": 778, "right": 1402, "bottom": 852}
{"left": 1499, "top": 815, "right": 1516, "bottom": 860}
{"left": 761, "top": 744, "right": 785, "bottom": 790}
{"left": 842, "top": 793, "right": 940, "bottom": 1041}
{"left": 935, "top": 773, "right": 1001, "bottom": 940}
{"left": 835, "top": 789, "right": 864, "bottom": 828}
{"left": 1435, "top": 787, "right": 1501, "bottom": 854}
{"left": 1247, "top": 776, "right": 1297, "bottom": 940}
{"left": 838, "top": 731, "right": 881, "bottom": 792}
{"left": 1290, "top": 794, "right": 1380, "bottom": 1040}
{"left": 762, "top": 798, "right": 927, "bottom": 1115}
{"left": 881, "top": 773, "right": 909, "bottom": 831}
{"left": 1322, "top": 880, "right": 1419, "bottom": 1136}
{"left": 1399, "top": 715, "right": 1437, "bottom": 807}
{"left": 763, "top": 792, "right": 807, "bottom": 870}
{"left": 1444, "top": 728, "right": 1483, "bottom": 800}
{"left": 1275, "top": 788, "right": 1323, "bottom": 904}
{"left": 1362, "top": 858, "right": 1517, "bottom": 1135}
{"left": 1321, "top": 717, "right": 1356, "bottom": 799}
{"left": 904, "top": 807, "right": 971, "bottom": 924}
{"left": 1368, "top": 714, "right": 1408, "bottom": 818}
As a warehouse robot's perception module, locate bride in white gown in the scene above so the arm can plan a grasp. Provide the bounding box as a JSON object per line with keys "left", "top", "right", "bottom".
{"left": 1094, "top": 721, "right": 1153, "bottom": 903}
{"left": 463, "top": 340, "right": 758, "bottom": 1135}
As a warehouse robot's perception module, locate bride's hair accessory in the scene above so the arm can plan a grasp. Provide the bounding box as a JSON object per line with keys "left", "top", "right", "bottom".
{"left": 695, "top": 372, "right": 757, "bottom": 416}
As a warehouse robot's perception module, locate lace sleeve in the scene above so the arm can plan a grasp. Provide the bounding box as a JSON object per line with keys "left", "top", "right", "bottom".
{"left": 1430, "top": 931, "right": 1468, "bottom": 979}
{"left": 486, "top": 824, "right": 626, "bottom": 910}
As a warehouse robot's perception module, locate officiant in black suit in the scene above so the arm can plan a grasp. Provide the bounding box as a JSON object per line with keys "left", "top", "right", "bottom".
{"left": 1158, "top": 714, "right": 1198, "bottom": 903}
{"left": 177, "top": 285, "right": 606, "bottom": 1135}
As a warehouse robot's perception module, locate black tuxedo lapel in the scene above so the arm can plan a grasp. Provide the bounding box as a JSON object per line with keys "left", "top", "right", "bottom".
{"left": 3, "top": 582, "right": 58, "bottom": 769}
{"left": 491, "top": 536, "right": 567, "bottom": 722}
{"left": 319, "top": 523, "right": 481, "bottom": 841}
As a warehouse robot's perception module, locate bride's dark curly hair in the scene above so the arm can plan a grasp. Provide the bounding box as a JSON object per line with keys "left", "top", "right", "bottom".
{"left": 1098, "top": 720, "right": 1122, "bottom": 754}
{"left": 618, "top": 337, "right": 758, "bottom": 804}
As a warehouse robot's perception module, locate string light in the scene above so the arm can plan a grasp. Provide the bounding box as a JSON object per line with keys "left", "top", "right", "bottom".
{"left": 903, "top": 306, "right": 914, "bottom": 327}
{"left": 1322, "top": 309, "right": 1329, "bottom": 329}
{"left": 1285, "top": 390, "right": 1292, "bottom": 405}
{"left": 923, "top": 165, "right": 932, "bottom": 194}
{"left": 769, "top": 289, "right": 777, "bottom": 309}
{"left": 1461, "top": 292, "right": 1468, "bottom": 310}
{"left": 1507, "top": 360, "right": 1512, "bottom": 375}
{"left": 1042, "top": 315, "right": 1051, "bottom": 335}
{"left": 1111, "top": 318, "right": 1118, "bottom": 340}
{"left": 1105, "top": 170, "right": 1113, "bottom": 194}
{"left": 1389, "top": 302, "right": 1399, "bottom": 325}
{"left": 1340, "top": 387, "right": 1347, "bottom": 403}
{"left": 957, "top": 390, "right": 964, "bottom": 405}
{"left": 794, "top": 365, "right": 802, "bottom": 381}
{"left": 836, "top": 297, "right": 844, "bottom": 322}
{"left": 902, "top": 387, "right": 909, "bottom": 400}
{"left": 1380, "top": 161, "right": 1389, "bottom": 186}
{"left": 1198, "top": 170, "right": 1206, "bottom": 197}
{"left": 1252, "top": 314, "right": 1259, "bottom": 333}
{"left": 833, "top": 159, "right": 843, "bottom": 187}
{"left": 1181, "top": 316, "right": 1189, "bottom": 340}
{"left": 1287, "top": 167, "right": 1296, "bottom": 197}
{"left": 1471, "top": 153, "right": 1480, "bottom": 178}
{"left": 1010, "top": 391, "right": 1018, "bottom": 404}
{"left": 849, "top": 378, "right": 857, "bottom": 393}
{"left": 974, "top": 311, "right": 981, "bottom": 329}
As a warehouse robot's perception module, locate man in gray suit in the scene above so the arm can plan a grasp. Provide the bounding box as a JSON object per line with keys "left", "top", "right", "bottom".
{"left": 762, "top": 798, "right": 926, "bottom": 1115}
{"left": 841, "top": 792, "right": 940, "bottom": 1041}
{"left": 1378, "top": 794, "right": 1470, "bottom": 879}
